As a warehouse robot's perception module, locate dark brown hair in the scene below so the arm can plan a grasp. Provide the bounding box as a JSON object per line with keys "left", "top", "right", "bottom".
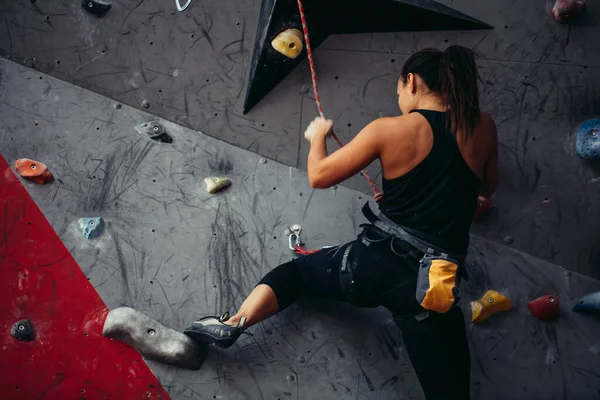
{"left": 401, "top": 45, "right": 481, "bottom": 138}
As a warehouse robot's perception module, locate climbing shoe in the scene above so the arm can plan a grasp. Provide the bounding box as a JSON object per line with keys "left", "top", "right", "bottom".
{"left": 184, "top": 312, "right": 247, "bottom": 348}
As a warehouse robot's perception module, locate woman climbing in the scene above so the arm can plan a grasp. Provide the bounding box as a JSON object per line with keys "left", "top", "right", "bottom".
{"left": 184, "top": 45, "right": 499, "bottom": 400}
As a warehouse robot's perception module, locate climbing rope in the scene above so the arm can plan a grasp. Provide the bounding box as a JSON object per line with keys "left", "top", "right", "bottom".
{"left": 295, "top": 0, "right": 381, "bottom": 199}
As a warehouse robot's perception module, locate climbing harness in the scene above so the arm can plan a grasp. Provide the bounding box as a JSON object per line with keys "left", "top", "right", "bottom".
{"left": 175, "top": 0, "right": 193, "bottom": 12}
{"left": 295, "top": 0, "right": 380, "bottom": 199}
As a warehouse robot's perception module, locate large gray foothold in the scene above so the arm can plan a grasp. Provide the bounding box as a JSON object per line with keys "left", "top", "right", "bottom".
{"left": 102, "top": 307, "right": 206, "bottom": 370}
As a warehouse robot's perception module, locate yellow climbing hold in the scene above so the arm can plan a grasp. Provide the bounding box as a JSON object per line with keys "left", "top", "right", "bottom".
{"left": 471, "top": 290, "right": 513, "bottom": 323}
{"left": 204, "top": 177, "right": 232, "bottom": 194}
{"left": 271, "top": 29, "right": 303, "bottom": 59}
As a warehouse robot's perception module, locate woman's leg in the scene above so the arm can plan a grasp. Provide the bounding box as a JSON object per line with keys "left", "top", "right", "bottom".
{"left": 394, "top": 307, "right": 471, "bottom": 400}
{"left": 185, "top": 245, "right": 350, "bottom": 347}
{"left": 225, "top": 284, "right": 279, "bottom": 328}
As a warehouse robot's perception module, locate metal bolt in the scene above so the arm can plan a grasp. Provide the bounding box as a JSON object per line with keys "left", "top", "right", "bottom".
{"left": 30, "top": 164, "right": 37, "bottom": 170}
{"left": 18, "top": 325, "right": 25, "bottom": 331}
{"left": 487, "top": 297, "right": 495, "bottom": 303}
{"left": 147, "top": 329, "right": 156, "bottom": 336}
{"left": 88, "top": 2, "right": 93, "bottom": 7}
{"left": 548, "top": 297, "right": 555, "bottom": 303}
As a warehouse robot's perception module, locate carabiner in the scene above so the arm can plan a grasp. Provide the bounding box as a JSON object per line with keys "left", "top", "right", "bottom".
{"left": 287, "top": 224, "right": 303, "bottom": 251}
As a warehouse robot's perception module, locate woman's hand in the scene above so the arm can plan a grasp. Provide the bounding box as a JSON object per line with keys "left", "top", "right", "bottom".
{"left": 304, "top": 117, "right": 333, "bottom": 143}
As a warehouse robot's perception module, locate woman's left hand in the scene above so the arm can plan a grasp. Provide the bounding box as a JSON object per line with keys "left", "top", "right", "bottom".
{"left": 304, "top": 117, "right": 333, "bottom": 143}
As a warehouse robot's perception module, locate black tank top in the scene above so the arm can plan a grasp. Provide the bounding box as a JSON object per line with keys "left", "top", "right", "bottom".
{"left": 379, "top": 109, "right": 481, "bottom": 254}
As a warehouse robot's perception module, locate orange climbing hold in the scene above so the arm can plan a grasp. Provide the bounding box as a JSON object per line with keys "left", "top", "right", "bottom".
{"left": 14, "top": 158, "right": 54, "bottom": 184}
{"left": 528, "top": 294, "right": 559, "bottom": 321}
{"left": 471, "top": 290, "right": 512, "bottom": 323}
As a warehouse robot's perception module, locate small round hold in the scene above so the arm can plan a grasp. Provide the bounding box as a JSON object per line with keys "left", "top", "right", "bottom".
{"left": 503, "top": 236, "right": 514, "bottom": 245}
{"left": 297, "top": 355, "right": 306, "bottom": 363}
{"left": 11, "top": 319, "right": 34, "bottom": 341}
{"left": 259, "top": 158, "right": 267, "bottom": 165}
{"left": 142, "top": 100, "right": 151, "bottom": 109}
{"left": 286, "top": 375, "right": 296, "bottom": 383}
{"left": 487, "top": 297, "right": 495, "bottom": 303}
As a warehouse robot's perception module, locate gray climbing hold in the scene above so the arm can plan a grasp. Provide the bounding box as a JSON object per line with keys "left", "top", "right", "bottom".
{"left": 503, "top": 236, "right": 514, "bottom": 245}
{"left": 82, "top": 0, "right": 111, "bottom": 16}
{"left": 573, "top": 291, "right": 600, "bottom": 316}
{"left": 78, "top": 217, "right": 105, "bottom": 239}
{"left": 135, "top": 121, "right": 173, "bottom": 143}
{"left": 141, "top": 100, "right": 151, "bottom": 109}
{"left": 297, "top": 355, "right": 306, "bottom": 363}
{"left": 576, "top": 119, "right": 600, "bottom": 160}
{"left": 259, "top": 158, "right": 267, "bottom": 165}
{"left": 299, "top": 85, "right": 310, "bottom": 95}
{"left": 11, "top": 319, "right": 34, "bottom": 341}
{"left": 102, "top": 307, "right": 206, "bottom": 370}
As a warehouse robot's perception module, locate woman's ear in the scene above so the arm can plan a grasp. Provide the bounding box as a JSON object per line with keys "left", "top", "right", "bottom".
{"left": 407, "top": 73, "right": 417, "bottom": 94}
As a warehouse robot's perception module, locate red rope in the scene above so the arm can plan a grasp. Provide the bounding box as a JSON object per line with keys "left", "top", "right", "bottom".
{"left": 296, "top": 0, "right": 381, "bottom": 198}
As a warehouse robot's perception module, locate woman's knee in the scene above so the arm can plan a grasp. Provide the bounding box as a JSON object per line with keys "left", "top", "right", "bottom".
{"left": 257, "top": 260, "right": 304, "bottom": 311}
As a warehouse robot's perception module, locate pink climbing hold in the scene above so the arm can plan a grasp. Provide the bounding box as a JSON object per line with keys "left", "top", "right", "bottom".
{"left": 551, "top": 0, "right": 586, "bottom": 23}
{"left": 528, "top": 294, "right": 559, "bottom": 321}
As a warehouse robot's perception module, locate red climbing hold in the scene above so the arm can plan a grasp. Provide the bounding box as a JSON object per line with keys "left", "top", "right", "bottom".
{"left": 528, "top": 294, "right": 559, "bottom": 321}
{"left": 473, "top": 196, "right": 493, "bottom": 221}
{"left": 14, "top": 158, "right": 54, "bottom": 184}
{"left": 552, "top": 0, "right": 586, "bottom": 23}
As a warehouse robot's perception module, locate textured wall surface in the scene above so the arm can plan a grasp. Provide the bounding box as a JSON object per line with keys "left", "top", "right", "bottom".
{"left": 1, "top": 0, "right": 599, "bottom": 276}
{"left": 1, "top": 59, "right": 600, "bottom": 399}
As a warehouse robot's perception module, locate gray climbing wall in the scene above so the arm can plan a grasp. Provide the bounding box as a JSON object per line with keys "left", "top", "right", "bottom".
{"left": 2, "top": 58, "right": 600, "bottom": 400}
{"left": 0, "top": 0, "right": 599, "bottom": 277}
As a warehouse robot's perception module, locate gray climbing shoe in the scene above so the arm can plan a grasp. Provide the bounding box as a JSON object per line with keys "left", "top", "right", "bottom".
{"left": 184, "top": 312, "right": 247, "bottom": 348}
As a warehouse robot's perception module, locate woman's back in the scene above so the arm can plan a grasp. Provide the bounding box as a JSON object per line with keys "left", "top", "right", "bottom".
{"left": 378, "top": 109, "right": 497, "bottom": 253}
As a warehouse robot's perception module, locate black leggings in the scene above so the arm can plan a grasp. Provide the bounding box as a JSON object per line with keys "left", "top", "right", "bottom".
{"left": 258, "top": 225, "right": 471, "bottom": 400}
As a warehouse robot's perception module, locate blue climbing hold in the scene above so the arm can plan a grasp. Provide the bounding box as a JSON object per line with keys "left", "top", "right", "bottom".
{"left": 575, "top": 119, "right": 600, "bottom": 159}
{"left": 78, "top": 217, "right": 105, "bottom": 239}
{"left": 572, "top": 291, "right": 600, "bottom": 315}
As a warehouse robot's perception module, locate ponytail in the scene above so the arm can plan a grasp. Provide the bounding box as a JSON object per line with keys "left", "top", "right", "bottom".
{"left": 440, "top": 45, "right": 481, "bottom": 138}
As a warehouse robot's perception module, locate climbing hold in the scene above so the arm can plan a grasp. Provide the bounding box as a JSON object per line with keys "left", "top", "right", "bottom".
{"left": 503, "top": 236, "right": 514, "bottom": 245}
{"left": 528, "top": 294, "right": 559, "bottom": 321}
{"left": 271, "top": 29, "right": 304, "bottom": 59}
{"left": 473, "top": 196, "right": 493, "bottom": 221}
{"left": 135, "top": 121, "right": 173, "bottom": 143}
{"left": 78, "top": 217, "right": 105, "bottom": 239}
{"left": 141, "top": 100, "right": 151, "bottom": 109}
{"left": 573, "top": 291, "right": 600, "bottom": 316}
{"left": 11, "top": 320, "right": 34, "bottom": 342}
{"left": 551, "top": 0, "right": 586, "bottom": 23}
{"left": 470, "top": 290, "right": 512, "bottom": 323}
{"left": 299, "top": 85, "right": 310, "bottom": 95}
{"left": 575, "top": 119, "right": 600, "bottom": 160}
{"left": 81, "top": 0, "right": 111, "bottom": 16}
{"left": 102, "top": 307, "right": 206, "bottom": 370}
{"left": 259, "top": 158, "right": 268, "bottom": 165}
{"left": 14, "top": 158, "right": 54, "bottom": 184}
{"left": 204, "top": 177, "right": 232, "bottom": 194}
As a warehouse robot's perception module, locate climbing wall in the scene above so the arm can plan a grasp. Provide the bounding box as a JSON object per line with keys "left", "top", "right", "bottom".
{"left": 2, "top": 59, "right": 600, "bottom": 399}
{"left": 1, "top": 0, "right": 600, "bottom": 277}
